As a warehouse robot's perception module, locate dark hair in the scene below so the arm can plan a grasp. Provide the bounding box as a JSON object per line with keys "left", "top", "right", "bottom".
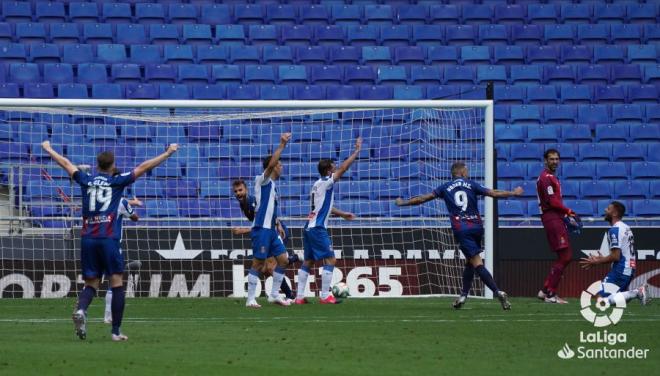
{"left": 232, "top": 179, "right": 246, "bottom": 188}
{"left": 318, "top": 159, "right": 334, "bottom": 176}
{"left": 544, "top": 149, "right": 560, "bottom": 159}
{"left": 97, "top": 151, "right": 115, "bottom": 172}
{"left": 451, "top": 162, "right": 467, "bottom": 178}
{"left": 610, "top": 201, "right": 626, "bottom": 218}
{"left": 262, "top": 155, "right": 272, "bottom": 170}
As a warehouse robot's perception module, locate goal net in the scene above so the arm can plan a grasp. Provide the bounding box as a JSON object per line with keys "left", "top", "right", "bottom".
{"left": 0, "top": 99, "right": 493, "bottom": 300}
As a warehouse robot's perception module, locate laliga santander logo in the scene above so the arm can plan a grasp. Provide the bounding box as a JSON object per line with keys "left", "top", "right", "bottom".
{"left": 580, "top": 281, "right": 627, "bottom": 327}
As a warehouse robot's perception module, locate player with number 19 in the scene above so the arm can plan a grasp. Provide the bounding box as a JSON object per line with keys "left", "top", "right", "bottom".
{"left": 395, "top": 162, "right": 523, "bottom": 310}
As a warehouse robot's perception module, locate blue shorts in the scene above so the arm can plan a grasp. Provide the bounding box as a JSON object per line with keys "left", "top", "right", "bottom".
{"left": 251, "top": 227, "right": 286, "bottom": 260}
{"left": 453, "top": 227, "right": 484, "bottom": 259}
{"left": 80, "top": 237, "right": 124, "bottom": 279}
{"left": 600, "top": 270, "right": 634, "bottom": 296}
{"left": 303, "top": 227, "right": 334, "bottom": 261}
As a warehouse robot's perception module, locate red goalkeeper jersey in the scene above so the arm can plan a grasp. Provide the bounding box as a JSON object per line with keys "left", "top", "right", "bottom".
{"left": 536, "top": 168, "right": 571, "bottom": 220}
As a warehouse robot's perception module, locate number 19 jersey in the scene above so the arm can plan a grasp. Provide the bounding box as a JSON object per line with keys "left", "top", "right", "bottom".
{"left": 433, "top": 178, "right": 489, "bottom": 230}
{"left": 73, "top": 170, "right": 135, "bottom": 239}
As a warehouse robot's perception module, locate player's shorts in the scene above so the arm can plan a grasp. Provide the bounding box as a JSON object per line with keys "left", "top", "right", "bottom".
{"left": 452, "top": 227, "right": 484, "bottom": 259}
{"left": 541, "top": 216, "right": 570, "bottom": 252}
{"left": 303, "top": 227, "right": 334, "bottom": 261}
{"left": 80, "top": 237, "right": 124, "bottom": 279}
{"left": 250, "top": 227, "right": 286, "bottom": 260}
{"left": 600, "top": 270, "right": 635, "bottom": 296}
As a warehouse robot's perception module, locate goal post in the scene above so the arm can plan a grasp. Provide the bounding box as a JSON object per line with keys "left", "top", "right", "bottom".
{"left": 0, "top": 99, "right": 494, "bottom": 300}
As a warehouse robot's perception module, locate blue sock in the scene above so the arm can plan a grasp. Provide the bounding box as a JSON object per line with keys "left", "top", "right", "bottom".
{"left": 461, "top": 264, "right": 474, "bottom": 296}
{"left": 280, "top": 278, "right": 294, "bottom": 299}
{"left": 475, "top": 265, "right": 499, "bottom": 295}
{"left": 76, "top": 285, "right": 96, "bottom": 312}
{"left": 111, "top": 286, "right": 125, "bottom": 336}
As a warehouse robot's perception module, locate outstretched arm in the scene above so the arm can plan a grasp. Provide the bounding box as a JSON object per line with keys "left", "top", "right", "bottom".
{"left": 484, "top": 186, "right": 524, "bottom": 198}
{"left": 41, "top": 141, "right": 78, "bottom": 177}
{"left": 264, "top": 133, "right": 292, "bottom": 179}
{"left": 333, "top": 137, "right": 362, "bottom": 181}
{"left": 133, "top": 144, "right": 178, "bottom": 180}
{"left": 332, "top": 207, "right": 356, "bottom": 220}
{"left": 395, "top": 193, "right": 436, "bottom": 207}
{"left": 231, "top": 227, "right": 251, "bottom": 236}
{"left": 580, "top": 249, "right": 621, "bottom": 270}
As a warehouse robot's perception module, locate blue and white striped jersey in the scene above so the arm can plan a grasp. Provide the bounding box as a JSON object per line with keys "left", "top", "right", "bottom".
{"left": 252, "top": 173, "right": 278, "bottom": 229}
{"left": 608, "top": 221, "right": 636, "bottom": 276}
{"left": 306, "top": 176, "right": 334, "bottom": 229}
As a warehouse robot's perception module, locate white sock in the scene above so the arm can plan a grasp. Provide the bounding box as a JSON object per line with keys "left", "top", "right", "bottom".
{"left": 271, "top": 267, "right": 285, "bottom": 299}
{"left": 320, "top": 266, "right": 334, "bottom": 299}
{"left": 296, "top": 267, "right": 310, "bottom": 299}
{"left": 608, "top": 290, "right": 638, "bottom": 304}
{"left": 104, "top": 290, "right": 113, "bottom": 317}
{"left": 247, "top": 271, "right": 260, "bottom": 302}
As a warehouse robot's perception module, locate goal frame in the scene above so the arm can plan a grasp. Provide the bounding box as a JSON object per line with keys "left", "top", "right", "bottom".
{"left": 0, "top": 98, "right": 495, "bottom": 299}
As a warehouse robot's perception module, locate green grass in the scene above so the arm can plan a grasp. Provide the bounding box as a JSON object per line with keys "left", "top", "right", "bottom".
{"left": 0, "top": 297, "right": 658, "bottom": 376}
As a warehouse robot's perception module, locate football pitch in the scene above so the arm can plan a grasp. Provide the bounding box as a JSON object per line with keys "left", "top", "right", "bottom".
{"left": 0, "top": 297, "right": 658, "bottom": 376}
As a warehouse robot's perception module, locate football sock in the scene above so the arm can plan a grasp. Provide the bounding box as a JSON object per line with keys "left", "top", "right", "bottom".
{"left": 280, "top": 278, "right": 294, "bottom": 299}
{"left": 77, "top": 285, "right": 96, "bottom": 312}
{"left": 247, "top": 269, "right": 261, "bottom": 302}
{"left": 105, "top": 289, "right": 113, "bottom": 317}
{"left": 543, "top": 247, "right": 572, "bottom": 293}
{"left": 461, "top": 264, "right": 474, "bottom": 296}
{"left": 608, "top": 290, "right": 639, "bottom": 304}
{"left": 296, "top": 266, "right": 310, "bottom": 299}
{"left": 111, "top": 286, "right": 125, "bottom": 336}
{"left": 271, "top": 266, "right": 286, "bottom": 299}
{"left": 321, "top": 265, "right": 334, "bottom": 299}
{"left": 475, "top": 265, "right": 499, "bottom": 295}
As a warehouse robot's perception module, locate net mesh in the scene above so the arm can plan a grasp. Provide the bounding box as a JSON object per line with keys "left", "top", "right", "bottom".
{"left": 0, "top": 104, "right": 489, "bottom": 299}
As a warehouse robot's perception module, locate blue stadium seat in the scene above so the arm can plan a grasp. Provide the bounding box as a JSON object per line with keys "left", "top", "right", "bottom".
{"left": 461, "top": 46, "right": 490, "bottom": 65}
{"left": 344, "top": 66, "right": 374, "bottom": 85}
{"left": 135, "top": 3, "right": 166, "bottom": 25}
{"left": 57, "top": 83, "right": 88, "bottom": 99}
{"left": 259, "top": 85, "right": 290, "bottom": 100}
{"left": 629, "top": 124, "right": 660, "bottom": 142}
{"left": 493, "top": 45, "right": 524, "bottom": 65}
{"left": 427, "top": 46, "right": 459, "bottom": 65}
{"left": 199, "top": 4, "right": 231, "bottom": 26}
{"left": 165, "top": 179, "right": 198, "bottom": 199}
{"left": 577, "top": 65, "right": 610, "bottom": 86}
{"left": 329, "top": 46, "right": 361, "bottom": 66}
{"left": 393, "top": 85, "right": 424, "bottom": 100}
{"left": 331, "top": 5, "right": 362, "bottom": 26}
{"left": 561, "top": 4, "right": 592, "bottom": 24}
{"left": 479, "top": 24, "right": 508, "bottom": 47}
{"left": 497, "top": 162, "right": 526, "bottom": 180}
{"left": 278, "top": 65, "right": 308, "bottom": 85}
{"left": 62, "top": 44, "right": 93, "bottom": 64}
{"left": 631, "top": 162, "right": 660, "bottom": 180}
{"left": 495, "top": 4, "right": 525, "bottom": 25}
{"left": 16, "top": 23, "right": 47, "bottom": 44}
{"left": 293, "top": 85, "right": 325, "bottom": 100}
{"left": 23, "top": 83, "right": 53, "bottom": 99}
{"left": 9, "top": 63, "right": 39, "bottom": 84}
{"left": 326, "top": 85, "right": 357, "bottom": 100}
{"left": 462, "top": 4, "right": 492, "bottom": 25}
{"left": 77, "top": 63, "right": 107, "bottom": 84}
{"left": 69, "top": 2, "right": 99, "bottom": 23}
{"left": 614, "top": 181, "right": 648, "bottom": 200}
{"left": 627, "top": 3, "right": 658, "bottom": 24}
{"left": 562, "top": 162, "right": 596, "bottom": 181}
{"left": 494, "top": 85, "right": 525, "bottom": 104}
{"left": 211, "top": 65, "right": 241, "bottom": 85}
{"left": 612, "top": 143, "right": 646, "bottom": 161}
{"left": 510, "top": 105, "right": 541, "bottom": 125}
{"left": 310, "top": 65, "right": 342, "bottom": 85}
{"left": 182, "top": 24, "right": 213, "bottom": 46}
{"left": 580, "top": 181, "right": 613, "bottom": 200}
{"left": 528, "top": 124, "right": 560, "bottom": 143}
{"left": 169, "top": 4, "right": 198, "bottom": 25}
{"left": 510, "top": 143, "right": 543, "bottom": 162}
{"left": 578, "top": 143, "right": 611, "bottom": 161}
{"left": 611, "top": 65, "right": 642, "bottom": 85}
{"left": 594, "top": 85, "right": 626, "bottom": 104}
{"left": 244, "top": 65, "right": 276, "bottom": 85}
{"left": 427, "top": 85, "right": 461, "bottom": 100}
{"left": 120, "top": 123, "right": 150, "bottom": 143}
{"left": 126, "top": 83, "right": 158, "bottom": 99}
{"left": 249, "top": 25, "right": 278, "bottom": 46}
{"left": 644, "top": 65, "right": 660, "bottom": 85}
{"left": 44, "top": 63, "right": 74, "bottom": 85}
{"left": 495, "top": 124, "right": 526, "bottom": 143}
{"left": 561, "top": 124, "right": 592, "bottom": 143}
{"left": 377, "top": 66, "right": 407, "bottom": 86}
{"left": 612, "top": 104, "right": 644, "bottom": 124}
{"left": 412, "top": 25, "right": 444, "bottom": 47}
{"left": 295, "top": 46, "right": 326, "bottom": 65}
{"left": 429, "top": 4, "right": 460, "bottom": 25}
{"left": 0, "top": 83, "right": 18, "bottom": 98}
{"left": 627, "top": 45, "right": 657, "bottom": 65}
{"left": 594, "top": 3, "right": 625, "bottom": 24}
{"left": 444, "top": 65, "right": 475, "bottom": 85}
{"left": 632, "top": 200, "right": 660, "bottom": 217}
{"left": 164, "top": 45, "right": 194, "bottom": 65}
{"left": 178, "top": 199, "right": 212, "bottom": 218}
{"left": 145, "top": 64, "right": 177, "bottom": 84}
{"left": 300, "top": 5, "right": 329, "bottom": 26}
{"left": 92, "top": 83, "right": 123, "bottom": 99}
{"left": 216, "top": 25, "right": 246, "bottom": 46}
{"left": 359, "top": 85, "right": 391, "bottom": 100}
{"left": 364, "top": 4, "right": 394, "bottom": 26}
{"left": 476, "top": 65, "right": 506, "bottom": 85}
{"left": 611, "top": 24, "right": 642, "bottom": 45}
{"left": 560, "top": 85, "right": 591, "bottom": 104}
{"left": 495, "top": 144, "right": 510, "bottom": 161}
{"left": 226, "top": 84, "right": 259, "bottom": 100}
{"left": 146, "top": 200, "right": 179, "bottom": 218}
{"left": 347, "top": 25, "right": 379, "bottom": 47}
{"left": 543, "top": 65, "right": 575, "bottom": 85}
{"left": 577, "top": 24, "right": 610, "bottom": 45}
{"left": 560, "top": 45, "right": 592, "bottom": 65}
{"left": 577, "top": 104, "right": 610, "bottom": 126}
{"left": 511, "top": 24, "right": 543, "bottom": 46}
{"left": 86, "top": 123, "right": 117, "bottom": 142}
{"left": 652, "top": 182, "right": 660, "bottom": 198}
{"left": 594, "top": 45, "right": 625, "bottom": 65}
{"left": 50, "top": 23, "right": 80, "bottom": 44}
{"left": 394, "top": 46, "right": 425, "bottom": 66}
{"left": 596, "top": 162, "right": 628, "bottom": 180}
{"left": 152, "top": 124, "right": 186, "bottom": 144}
{"left": 526, "top": 85, "right": 558, "bottom": 104}
{"left": 12, "top": 123, "right": 48, "bottom": 144}
{"left": 197, "top": 45, "right": 229, "bottom": 65}
{"left": 409, "top": 66, "right": 441, "bottom": 86}
{"left": 498, "top": 200, "right": 525, "bottom": 217}
{"left": 510, "top": 65, "right": 544, "bottom": 86}
{"left": 281, "top": 25, "right": 312, "bottom": 47}
{"left": 544, "top": 24, "right": 575, "bottom": 46}
{"left": 527, "top": 45, "right": 559, "bottom": 66}
{"left": 36, "top": 2, "right": 66, "bottom": 23}
{"left": 130, "top": 45, "right": 162, "bottom": 65}
{"left": 83, "top": 23, "right": 113, "bottom": 45}
{"left": 398, "top": 5, "right": 427, "bottom": 25}
{"left": 159, "top": 84, "right": 190, "bottom": 100}
{"left": 315, "top": 25, "right": 345, "bottom": 46}
{"left": 363, "top": 47, "right": 392, "bottom": 66}
{"left": 528, "top": 4, "right": 559, "bottom": 25}
{"left": 544, "top": 104, "right": 577, "bottom": 125}
{"left": 0, "top": 23, "right": 10, "bottom": 44}
{"left": 446, "top": 25, "right": 476, "bottom": 46}
{"left": 2, "top": 1, "right": 32, "bottom": 23}
{"left": 102, "top": 3, "right": 133, "bottom": 24}
{"left": 96, "top": 44, "right": 126, "bottom": 64}
{"left": 379, "top": 25, "right": 410, "bottom": 47}
{"left": 178, "top": 64, "right": 208, "bottom": 85}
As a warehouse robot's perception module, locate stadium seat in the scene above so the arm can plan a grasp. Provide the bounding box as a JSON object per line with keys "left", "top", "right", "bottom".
{"left": 393, "top": 85, "right": 424, "bottom": 100}
{"left": 315, "top": 25, "right": 345, "bottom": 47}
{"left": 310, "top": 65, "right": 342, "bottom": 85}
{"left": 343, "top": 66, "right": 374, "bottom": 86}
{"left": 427, "top": 46, "right": 459, "bottom": 65}
{"left": 543, "top": 65, "right": 575, "bottom": 85}
{"left": 130, "top": 45, "right": 162, "bottom": 66}
{"left": 462, "top": 4, "right": 492, "bottom": 25}
{"left": 578, "top": 143, "right": 611, "bottom": 161}
{"left": 479, "top": 24, "right": 508, "bottom": 47}
{"left": 528, "top": 4, "right": 559, "bottom": 25}
{"left": 497, "top": 162, "right": 526, "bottom": 180}
{"left": 544, "top": 104, "right": 577, "bottom": 125}
{"left": 226, "top": 84, "right": 259, "bottom": 100}
{"left": 164, "top": 45, "right": 194, "bottom": 65}
{"left": 326, "top": 85, "right": 357, "bottom": 100}
{"left": 300, "top": 5, "right": 329, "bottom": 26}
{"left": 612, "top": 104, "right": 644, "bottom": 124}
{"left": 611, "top": 65, "right": 642, "bottom": 85}
{"left": 347, "top": 25, "right": 379, "bottom": 47}
{"left": 62, "top": 44, "right": 94, "bottom": 65}
{"left": 577, "top": 65, "right": 610, "bottom": 86}
{"left": 429, "top": 4, "right": 460, "bottom": 25}
{"left": 258, "top": 85, "right": 289, "bottom": 100}
{"left": 146, "top": 200, "right": 179, "bottom": 218}
{"left": 50, "top": 23, "right": 80, "bottom": 45}
{"left": 57, "top": 83, "right": 88, "bottom": 99}
{"left": 594, "top": 85, "right": 626, "bottom": 104}
{"left": 278, "top": 65, "right": 308, "bottom": 86}
{"left": 77, "top": 63, "right": 108, "bottom": 85}
{"left": 380, "top": 25, "right": 410, "bottom": 48}
{"left": 44, "top": 63, "right": 74, "bottom": 85}
{"left": 631, "top": 162, "right": 660, "bottom": 180}
{"left": 512, "top": 25, "right": 543, "bottom": 47}
{"left": 596, "top": 162, "right": 628, "bottom": 180}
{"left": 632, "top": 200, "right": 660, "bottom": 217}
{"left": 23, "top": 83, "right": 53, "bottom": 99}
{"left": 178, "top": 64, "right": 209, "bottom": 85}
{"left": 0, "top": 44, "right": 28, "bottom": 64}
{"left": 561, "top": 4, "right": 591, "bottom": 24}
{"left": 461, "top": 46, "right": 490, "bottom": 65}
{"left": 159, "top": 84, "right": 190, "bottom": 100}
{"left": 394, "top": 46, "right": 425, "bottom": 66}
{"left": 594, "top": 3, "right": 625, "bottom": 24}
{"left": 628, "top": 45, "right": 657, "bottom": 66}
{"left": 197, "top": 45, "right": 229, "bottom": 66}
{"left": 329, "top": 46, "right": 361, "bottom": 66}
{"left": 446, "top": 25, "right": 476, "bottom": 46}
{"left": 364, "top": 4, "right": 394, "bottom": 26}
{"left": 96, "top": 44, "right": 127, "bottom": 64}
{"left": 498, "top": 200, "right": 525, "bottom": 217}
{"left": 293, "top": 85, "right": 325, "bottom": 100}
{"left": 510, "top": 105, "right": 541, "bottom": 125}
{"left": 2, "top": 1, "right": 32, "bottom": 23}
{"left": 249, "top": 25, "right": 278, "bottom": 46}
{"left": 580, "top": 180, "right": 613, "bottom": 200}
{"left": 126, "top": 83, "right": 158, "bottom": 99}
{"left": 577, "top": 24, "right": 610, "bottom": 45}
{"left": 216, "top": 25, "right": 246, "bottom": 46}
{"left": 494, "top": 86, "right": 525, "bottom": 104}
{"left": 510, "top": 143, "right": 543, "bottom": 162}
{"left": 36, "top": 2, "right": 66, "bottom": 23}
{"left": 527, "top": 45, "right": 559, "bottom": 66}
{"left": 135, "top": 3, "right": 166, "bottom": 25}
{"left": 611, "top": 24, "right": 642, "bottom": 45}
{"left": 444, "top": 65, "right": 475, "bottom": 85}
{"left": 102, "top": 3, "right": 133, "bottom": 24}
{"left": 644, "top": 65, "right": 660, "bottom": 85}
{"left": 627, "top": 3, "right": 658, "bottom": 24}
{"left": 577, "top": 104, "right": 610, "bottom": 126}
{"left": 652, "top": 182, "right": 660, "bottom": 198}
{"left": 560, "top": 85, "right": 591, "bottom": 104}
{"left": 83, "top": 23, "right": 113, "bottom": 45}
{"left": 359, "top": 85, "right": 391, "bottom": 100}
{"left": 560, "top": 45, "right": 592, "bottom": 65}
{"left": 0, "top": 83, "right": 19, "bottom": 98}
{"left": 281, "top": 25, "right": 312, "bottom": 47}
{"left": 629, "top": 124, "right": 660, "bottom": 142}
{"left": 92, "top": 83, "right": 123, "bottom": 99}
{"left": 528, "top": 125, "right": 560, "bottom": 143}
{"left": 182, "top": 24, "right": 213, "bottom": 46}
{"left": 164, "top": 179, "right": 198, "bottom": 199}
{"left": 16, "top": 23, "right": 47, "bottom": 44}
{"left": 362, "top": 47, "right": 392, "bottom": 66}
{"left": 612, "top": 143, "right": 646, "bottom": 161}
{"left": 412, "top": 25, "right": 444, "bottom": 47}
{"left": 493, "top": 45, "right": 524, "bottom": 65}
{"left": 199, "top": 4, "right": 231, "bottom": 26}
{"left": 145, "top": 64, "right": 177, "bottom": 84}
{"left": 169, "top": 4, "right": 198, "bottom": 25}
{"left": 510, "top": 65, "right": 542, "bottom": 85}
{"left": 544, "top": 24, "right": 575, "bottom": 46}
{"left": 495, "top": 124, "right": 526, "bottom": 143}
{"left": 594, "top": 45, "right": 626, "bottom": 65}
{"left": 332, "top": 5, "right": 362, "bottom": 26}
{"left": 526, "top": 85, "right": 558, "bottom": 105}
{"left": 476, "top": 65, "right": 506, "bottom": 85}
{"left": 295, "top": 46, "right": 326, "bottom": 66}
{"left": 377, "top": 66, "right": 407, "bottom": 86}
{"left": 613, "top": 181, "right": 648, "bottom": 200}
{"left": 561, "top": 124, "right": 592, "bottom": 143}
{"left": 9, "top": 63, "right": 39, "bottom": 84}
{"left": 562, "top": 162, "right": 596, "bottom": 181}
{"left": 262, "top": 45, "right": 296, "bottom": 66}
{"left": 244, "top": 65, "right": 276, "bottom": 85}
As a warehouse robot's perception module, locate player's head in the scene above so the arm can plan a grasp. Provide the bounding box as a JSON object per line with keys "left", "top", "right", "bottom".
{"left": 450, "top": 162, "right": 468, "bottom": 178}
{"left": 263, "top": 155, "right": 283, "bottom": 179}
{"left": 543, "top": 149, "right": 560, "bottom": 172}
{"left": 232, "top": 179, "right": 248, "bottom": 200}
{"left": 96, "top": 151, "right": 115, "bottom": 173}
{"left": 605, "top": 201, "right": 626, "bottom": 223}
{"left": 317, "top": 159, "right": 335, "bottom": 177}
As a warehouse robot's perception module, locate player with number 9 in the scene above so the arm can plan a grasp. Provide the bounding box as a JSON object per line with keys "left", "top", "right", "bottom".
{"left": 395, "top": 162, "right": 524, "bottom": 310}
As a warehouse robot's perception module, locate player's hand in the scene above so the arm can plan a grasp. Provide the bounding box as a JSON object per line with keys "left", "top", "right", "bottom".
{"left": 512, "top": 186, "right": 524, "bottom": 196}
{"left": 129, "top": 214, "right": 139, "bottom": 222}
{"left": 354, "top": 137, "right": 363, "bottom": 151}
{"left": 394, "top": 198, "right": 406, "bottom": 207}
{"left": 231, "top": 228, "right": 243, "bottom": 236}
{"left": 128, "top": 197, "right": 143, "bottom": 207}
{"left": 166, "top": 144, "right": 178, "bottom": 155}
{"left": 567, "top": 209, "right": 576, "bottom": 217}
{"left": 343, "top": 212, "right": 356, "bottom": 221}
{"left": 280, "top": 132, "right": 292, "bottom": 146}
{"left": 41, "top": 140, "right": 52, "bottom": 151}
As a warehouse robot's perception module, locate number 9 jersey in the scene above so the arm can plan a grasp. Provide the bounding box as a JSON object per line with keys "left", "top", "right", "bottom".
{"left": 433, "top": 178, "right": 489, "bottom": 231}
{"left": 73, "top": 170, "right": 135, "bottom": 239}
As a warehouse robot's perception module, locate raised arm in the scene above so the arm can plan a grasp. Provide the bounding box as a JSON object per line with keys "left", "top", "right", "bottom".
{"left": 395, "top": 192, "right": 436, "bottom": 207}
{"left": 264, "top": 133, "right": 291, "bottom": 179}
{"left": 41, "top": 141, "right": 78, "bottom": 177}
{"left": 331, "top": 207, "right": 356, "bottom": 220}
{"left": 333, "top": 137, "right": 362, "bottom": 181}
{"left": 133, "top": 144, "right": 178, "bottom": 180}
{"left": 580, "top": 249, "right": 621, "bottom": 270}
{"left": 484, "top": 186, "right": 524, "bottom": 199}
